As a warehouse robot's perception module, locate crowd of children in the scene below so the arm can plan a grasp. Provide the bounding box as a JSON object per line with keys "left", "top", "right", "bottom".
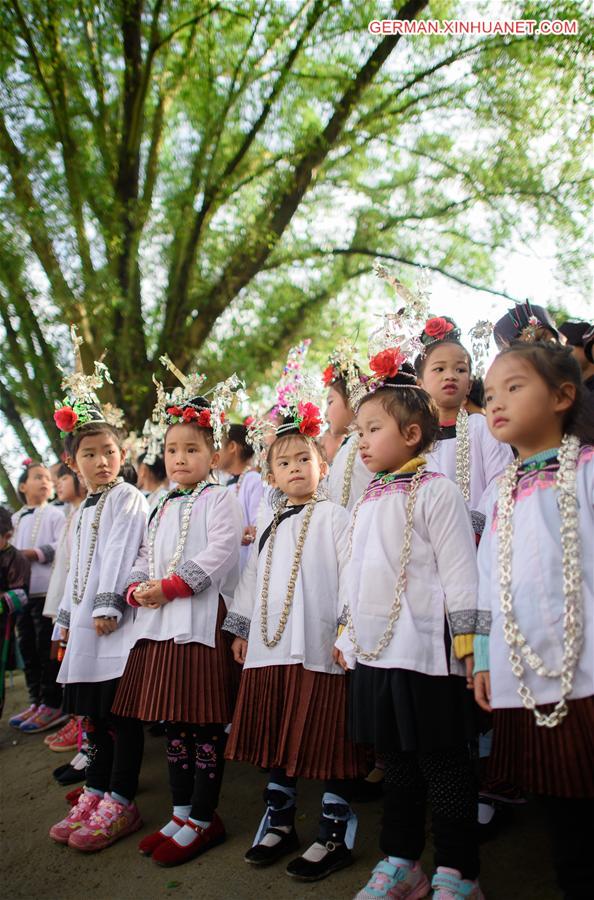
{"left": 1, "top": 301, "right": 593, "bottom": 900}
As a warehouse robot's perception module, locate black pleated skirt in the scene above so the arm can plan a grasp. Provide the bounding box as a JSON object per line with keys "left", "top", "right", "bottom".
{"left": 349, "top": 663, "right": 475, "bottom": 753}
{"left": 63, "top": 678, "right": 120, "bottom": 721}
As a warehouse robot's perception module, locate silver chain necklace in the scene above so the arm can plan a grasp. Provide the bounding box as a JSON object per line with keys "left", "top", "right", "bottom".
{"left": 497, "top": 434, "right": 583, "bottom": 727}
{"left": 72, "top": 478, "right": 122, "bottom": 605}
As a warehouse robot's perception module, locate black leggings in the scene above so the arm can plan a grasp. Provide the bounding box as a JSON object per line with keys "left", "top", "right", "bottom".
{"left": 166, "top": 722, "right": 227, "bottom": 821}
{"left": 382, "top": 747, "right": 479, "bottom": 880}
{"left": 545, "top": 797, "right": 594, "bottom": 900}
{"left": 84, "top": 715, "right": 144, "bottom": 802}
{"left": 16, "top": 595, "right": 62, "bottom": 708}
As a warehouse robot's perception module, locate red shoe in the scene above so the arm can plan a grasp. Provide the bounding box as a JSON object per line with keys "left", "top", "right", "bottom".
{"left": 66, "top": 787, "right": 84, "bottom": 807}
{"left": 138, "top": 815, "right": 186, "bottom": 856}
{"left": 152, "top": 813, "right": 226, "bottom": 867}
{"left": 48, "top": 717, "right": 79, "bottom": 752}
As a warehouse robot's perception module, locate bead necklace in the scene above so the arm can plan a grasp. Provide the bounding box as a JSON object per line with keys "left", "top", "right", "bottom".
{"left": 455, "top": 407, "right": 470, "bottom": 502}
{"left": 233, "top": 467, "right": 255, "bottom": 495}
{"left": 14, "top": 502, "right": 47, "bottom": 546}
{"left": 259, "top": 492, "right": 319, "bottom": 648}
{"left": 345, "top": 465, "right": 425, "bottom": 661}
{"left": 72, "top": 478, "right": 122, "bottom": 605}
{"left": 340, "top": 435, "right": 360, "bottom": 508}
{"left": 497, "top": 433, "right": 582, "bottom": 727}
{"left": 147, "top": 482, "right": 210, "bottom": 579}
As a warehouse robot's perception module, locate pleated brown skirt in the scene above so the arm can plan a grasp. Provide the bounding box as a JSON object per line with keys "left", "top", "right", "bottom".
{"left": 225, "top": 663, "right": 366, "bottom": 780}
{"left": 111, "top": 599, "right": 239, "bottom": 725}
{"left": 488, "top": 695, "right": 594, "bottom": 799}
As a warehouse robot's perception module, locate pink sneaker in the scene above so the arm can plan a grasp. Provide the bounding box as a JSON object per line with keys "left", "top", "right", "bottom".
{"left": 8, "top": 703, "right": 38, "bottom": 729}
{"left": 20, "top": 705, "right": 69, "bottom": 733}
{"left": 431, "top": 867, "right": 485, "bottom": 899}
{"left": 355, "top": 859, "right": 430, "bottom": 898}
{"left": 49, "top": 790, "right": 102, "bottom": 844}
{"left": 48, "top": 717, "right": 79, "bottom": 752}
{"left": 68, "top": 793, "right": 142, "bottom": 852}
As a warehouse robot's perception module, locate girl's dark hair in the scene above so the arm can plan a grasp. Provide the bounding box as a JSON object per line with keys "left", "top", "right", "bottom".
{"left": 328, "top": 376, "right": 350, "bottom": 405}
{"left": 64, "top": 423, "right": 123, "bottom": 458}
{"left": 138, "top": 452, "right": 167, "bottom": 482}
{"left": 165, "top": 421, "right": 215, "bottom": 452}
{"left": 414, "top": 340, "right": 473, "bottom": 378}
{"left": 497, "top": 341, "right": 594, "bottom": 443}
{"left": 57, "top": 462, "right": 84, "bottom": 497}
{"left": 121, "top": 462, "right": 138, "bottom": 485}
{"left": 467, "top": 376, "right": 485, "bottom": 410}
{"left": 358, "top": 382, "right": 440, "bottom": 454}
{"left": 17, "top": 461, "right": 46, "bottom": 503}
{"left": 224, "top": 424, "right": 254, "bottom": 462}
{"left": 0, "top": 505, "right": 13, "bottom": 535}
{"left": 267, "top": 432, "right": 327, "bottom": 468}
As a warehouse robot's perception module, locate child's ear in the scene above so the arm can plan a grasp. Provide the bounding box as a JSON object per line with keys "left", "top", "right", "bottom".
{"left": 65, "top": 455, "right": 81, "bottom": 476}
{"left": 267, "top": 470, "right": 277, "bottom": 487}
{"left": 319, "top": 459, "right": 330, "bottom": 479}
{"left": 210, "top": 450, "right": 221, "bottom": 471}
{"left": 119, "top": 447, "right": 127, "bottom": 465}
{"left": 403, "top": 422, "right": 422, "bottom": 449}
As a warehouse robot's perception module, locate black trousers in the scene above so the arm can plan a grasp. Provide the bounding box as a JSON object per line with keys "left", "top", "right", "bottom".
{"left": 545, "top": 797, "right": 594, "bottom": 900}
{"left": 166, "top": 722, "right": 227, "bottom": 821}
{"left": 382, "top": 747, "right": 479, "bottom": 880}
{"left": 15, "top": 595, "right": 62, "bottom": 708}
{"left": 84, "top": 715, "right": 144, "bottom": 802}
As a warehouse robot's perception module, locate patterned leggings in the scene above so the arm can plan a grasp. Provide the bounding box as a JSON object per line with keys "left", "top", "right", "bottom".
{"left": 382, "top": 747, "right": 479, "bottom": 880}
{"left": 165, "top": 722, "right": 227, "bottom": 821}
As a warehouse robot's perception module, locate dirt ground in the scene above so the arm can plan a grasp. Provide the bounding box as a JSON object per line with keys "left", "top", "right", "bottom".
{"left": 1, "top": 673, "right": 560, "bottom": 900}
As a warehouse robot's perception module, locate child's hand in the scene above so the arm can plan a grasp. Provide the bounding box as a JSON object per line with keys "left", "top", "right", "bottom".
{"left": 464, "top": 655, "right": 474, "bottom": 690}
{"left": 134, "top": 580, "right": 169, "bottom": 608}
{"left": 474, "top": 670, "right": 492, "bottom": 712}
{"left": 59, "top": 627, "right": 69, "bottom": 642}
{"left": 232, "top": 637, "right": 248, "bottom": 664}
{"left": 332, "top": 647, "right": 349, "bottom": 671}
{"left": 241, "top": 526, "right": 256, "bottom": 546}
{"left": 94, "top": 616, "right": 118, "bottom": 637}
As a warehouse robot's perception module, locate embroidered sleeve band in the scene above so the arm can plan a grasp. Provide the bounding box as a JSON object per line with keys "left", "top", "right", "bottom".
{"left": 448, "top": 609, "right": 477, "bottom": 636}
{"left": 174, "top": 560, "right": 212, "bottom": 595}
{"left": 126, "top": 567, "right": 149, "bottom": 592}
{"left": 38, "top": 544, "right": 55, "bottom": 564}
{"left": 475, "top": 610, "right": 492, "bottom": 636}
{"left": 93, "top": 592, "right": 126, "bottom": 616}
{"left": 56, "top": 607, "right": 71, "bottom": 629}
{"left": 222, "top": 611, "right": 250, "bottom": 639}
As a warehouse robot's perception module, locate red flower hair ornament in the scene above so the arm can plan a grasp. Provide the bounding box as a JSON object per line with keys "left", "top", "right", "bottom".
{"left": 53, "top": 406, "right": 79, "bottom": 433}
{"left": 424, "top": 317, "right": 454, "bottom": 341}
{"left": 369, "top": 348, "right": 406, "bottom": 379}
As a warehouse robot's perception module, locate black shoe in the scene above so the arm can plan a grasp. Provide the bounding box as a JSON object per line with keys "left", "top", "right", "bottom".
{"left": 244, "top": 828, "right": 300, "bottom": 866}
{"left": 55, "top": 765, "right": 87, "bottom": 785}
{"left": 286, "top": 840, "right": 353, "bottom": 882}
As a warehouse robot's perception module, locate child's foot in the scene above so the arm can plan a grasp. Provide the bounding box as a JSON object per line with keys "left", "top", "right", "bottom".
{"left": 20, "top": 705, "right": 69, "bottom": 733}
{"left": 244, "top": 826, "right": 300, "bottom": 866}
{"left": 47, "top": 717, "right": 79, "bottom": 752}
{"left": 286, "top": 839, "right": 353, "bottom": 881}
{"left": 8, "top": 703, "right": 38, "bottom": 729}
{"left": 431, "top": 867, "right": 484, "bottom": 899}
{"left": 49, "top": 790, "right": 102, "bottom": 844}
{"left": 68, "top": 793, "right": 142, "bottom": 852}
{"left": 152, "top": 813, "right": 226, "bottom": 867}
{"left": 138, "top": 815, "right": 187, "bottom": 857}
{"left": 354, "top": 859, "right": 430, "bottom": 899}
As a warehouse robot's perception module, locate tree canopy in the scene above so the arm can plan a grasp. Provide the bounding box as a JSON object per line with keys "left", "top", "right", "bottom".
{"left": 0, "top": 0, "right": 592, "bottom": 502}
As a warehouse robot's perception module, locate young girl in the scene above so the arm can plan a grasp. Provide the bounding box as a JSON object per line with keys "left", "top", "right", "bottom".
{"left": 416, "top": 316, "right": 513, "bottom": 532}
{"left": 218, "top": 423, "right": 264, "bottom": 571}
{"left": 336, "top": 348, "right": 483, "bottom": 900}
{"left": 1, "top": 506, "right": 30, "bottom": 719}
{"left": 43, "top": 464, "right": 87, "bottom": 752}
{"left": 474, "top": 341, "right": 594, "bottom": 900}
{"left": 48, "top": 365, "right": 148, "bottom": 852}
{"left": 112, "top": 371, "right": 244, "bottom": 868}
{"left": 224, "top": 396, "right": 363, "bottom": 883}
{"left": 324, "top": 347, "right": 373, "bottom": 511}
{"left": 9, "top": 461, "right": 66, "bottom": 733}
